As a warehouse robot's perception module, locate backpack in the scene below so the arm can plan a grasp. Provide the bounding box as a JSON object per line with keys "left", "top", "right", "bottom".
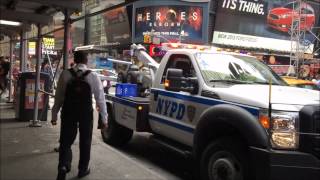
{"left": 62, "top": 68, "right": 92, "bottom": 114}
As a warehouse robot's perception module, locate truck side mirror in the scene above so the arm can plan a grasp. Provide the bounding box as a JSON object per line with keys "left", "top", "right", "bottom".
{"left": 165, "top": 68, "right": 183, "bottom": 92}
{"left": 165, "top": 68, "right": 198, "bottom": 94}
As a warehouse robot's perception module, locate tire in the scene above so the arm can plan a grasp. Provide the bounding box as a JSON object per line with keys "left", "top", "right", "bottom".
{"left": 101, "top": 106, "right": 133, "bottom": 146}
{"left": 200, "top": 137, "right": 250, "bottom": 180}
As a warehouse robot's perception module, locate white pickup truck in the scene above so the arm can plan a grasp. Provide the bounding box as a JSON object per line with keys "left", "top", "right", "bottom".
{"left": 100, "top": 48, "right": 320, "bottom": 180}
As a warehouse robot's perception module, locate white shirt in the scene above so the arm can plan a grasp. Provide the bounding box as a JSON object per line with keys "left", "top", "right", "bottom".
{"left": 51, "top": 64, "right": 108, "bottom": 123}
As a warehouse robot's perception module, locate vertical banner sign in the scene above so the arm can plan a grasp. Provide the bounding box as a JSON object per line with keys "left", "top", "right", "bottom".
{"left": 28, "top": 42, "right": 36, "bottom": 55}
{"left": 25, "top": 79, "right": 45, "bottom": 109}
{"left": 213, "top": 0, "right": 320, "bottom": 53}
{"left": 135, "top": 5, "right": 203, "bottom": 43}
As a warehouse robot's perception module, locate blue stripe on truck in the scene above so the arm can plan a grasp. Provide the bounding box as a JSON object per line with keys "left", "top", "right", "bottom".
{"left": 151, "top": 89, "right": 259, "bottom": 117}
{"left": 149, "top": 114, "right": 195, "bottom": 133}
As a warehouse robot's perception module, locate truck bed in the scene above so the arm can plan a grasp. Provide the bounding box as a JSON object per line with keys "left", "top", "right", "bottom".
{"left": 105, "top": 93, "right": 151, "bottom": 132}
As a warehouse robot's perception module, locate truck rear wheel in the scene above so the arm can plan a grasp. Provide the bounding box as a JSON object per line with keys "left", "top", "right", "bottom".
{"left": 101, "top": 107, "right": 133, "bottom": 146}
{"left": 200, "top": 137, "right": 249, "bottom": 180}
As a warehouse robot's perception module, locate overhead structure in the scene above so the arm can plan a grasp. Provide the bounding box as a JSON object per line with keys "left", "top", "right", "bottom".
{"left": 0, "top": 0, "right": 81, "bottom": 36}
{"left": 0, "top": 0, "right": 83, "bottom": 126}
{"left": 289, "top": 0, "right": 320, "bottom": 77}
{"left": 289, "top": 0, "right": 304, "bottom": 76}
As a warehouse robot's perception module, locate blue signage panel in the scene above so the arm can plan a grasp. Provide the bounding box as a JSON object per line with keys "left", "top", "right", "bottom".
{"left": 97, "top": 57, "right": 113, "bottom": 69}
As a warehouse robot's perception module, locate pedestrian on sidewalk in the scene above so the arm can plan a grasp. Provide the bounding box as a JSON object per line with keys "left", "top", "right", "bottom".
{"left": 0, "top": 57, "right": 10, "bottom": 98}
{"left": 51, "top": 51, "right": 108, "bottom": 180}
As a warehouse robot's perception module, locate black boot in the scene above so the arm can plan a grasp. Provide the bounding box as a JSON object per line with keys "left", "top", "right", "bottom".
{"left": 78, "top": 168, "right": 90, "bottom": 178}
{"left": 56, "top": 166, "right": 68, "bottom": 180}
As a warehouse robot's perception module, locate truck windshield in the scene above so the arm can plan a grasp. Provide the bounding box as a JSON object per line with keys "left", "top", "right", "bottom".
{"left": 195, "top": 53, "right": 287, "bottom": 86}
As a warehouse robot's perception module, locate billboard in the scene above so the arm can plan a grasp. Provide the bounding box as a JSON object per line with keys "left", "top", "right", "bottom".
{"left": 103, "top": 7, "right": 131, "bottom": 44}
{"left": 212, "top": 0, "right": 320, "bottom": 53}
{"left": 135, "top": 5, "right": 203, "bottom": 43}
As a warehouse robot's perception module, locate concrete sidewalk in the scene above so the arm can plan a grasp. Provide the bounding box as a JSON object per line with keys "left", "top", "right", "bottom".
{"left": 0, "top": 101, "right": 62, "bottom": 180}
{"left": 0, "top": 96, "right": 171, "bottom": 180}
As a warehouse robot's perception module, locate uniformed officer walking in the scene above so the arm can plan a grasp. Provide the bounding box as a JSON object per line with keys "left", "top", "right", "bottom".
{"left": 51, "top": 51, "right": 108, "bottom": 180}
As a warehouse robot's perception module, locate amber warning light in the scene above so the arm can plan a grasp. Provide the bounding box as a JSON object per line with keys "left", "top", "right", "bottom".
{"left": 259, "top": 114, "right": 270, "bottom": 129}
{"left": 164, "top": 80, "right": 170, "bottom": 88}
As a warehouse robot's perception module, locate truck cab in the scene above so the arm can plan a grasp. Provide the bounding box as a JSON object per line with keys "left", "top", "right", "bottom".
{"left": 102, "top": 47, "right": 320, "bottom": 180}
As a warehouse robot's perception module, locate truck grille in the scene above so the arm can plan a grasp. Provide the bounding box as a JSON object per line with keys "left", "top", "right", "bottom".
{"left": 313, "top": 113, "right": 320, "bottom": 134}
{"left": 312, "top": 112, "right": 320, "bottom": 156}
{"left": 299, "top": 105, "right": 320, "bottom": 158}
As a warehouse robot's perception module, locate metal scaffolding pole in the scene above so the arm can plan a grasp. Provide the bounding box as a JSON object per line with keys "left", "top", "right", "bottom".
{"left": 19, "top": 29, "right": 28, "bottom": 72}
{"left": 8, "top": 37, "right": 14, "bottom": 102}
{"left": 30, "top": 24, "right": 42, "bottom": 127}
{"left": 289, "top": 0, "right": 320, "bottom": 78}
{"left": 289, "top": 0, "right": 302, "bottom": 77}
{"left": 63, "top": 9, "right": 71, "bottom": 70}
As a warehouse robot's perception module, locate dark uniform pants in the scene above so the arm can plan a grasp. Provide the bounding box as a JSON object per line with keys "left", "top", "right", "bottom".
{"left": 58, "top": 110, "right": 93, "bottom": 172}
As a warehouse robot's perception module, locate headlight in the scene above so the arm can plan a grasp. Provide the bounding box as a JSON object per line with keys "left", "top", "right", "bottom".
{"left": 259, "top": 110, "right": 299, "bottom": 149}
{"left": 279, "top": 14, "right": 289, "bottom": 18}
{"left": 270, "top": 111, "right": 299, "bottom": 149}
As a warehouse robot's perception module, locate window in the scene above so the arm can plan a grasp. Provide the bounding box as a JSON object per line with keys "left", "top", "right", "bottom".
{"left": 161, "top": 54, "right": 196, "bottom": 84}
{"left": 284, "top": 2, "right": 298, "bottom": 10}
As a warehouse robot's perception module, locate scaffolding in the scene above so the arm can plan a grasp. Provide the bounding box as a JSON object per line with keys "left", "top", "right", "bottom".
{"left": 289, "top": 0, "right": 320, "bottom": 77}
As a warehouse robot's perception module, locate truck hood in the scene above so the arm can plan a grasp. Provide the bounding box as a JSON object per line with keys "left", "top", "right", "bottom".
{"left": 212, "top": 85, "right": 320, "bottom": 111}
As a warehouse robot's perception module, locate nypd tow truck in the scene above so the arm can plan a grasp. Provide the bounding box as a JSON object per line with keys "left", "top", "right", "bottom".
{"left": 100, "top": 45, "right": 320, "bottom": 180}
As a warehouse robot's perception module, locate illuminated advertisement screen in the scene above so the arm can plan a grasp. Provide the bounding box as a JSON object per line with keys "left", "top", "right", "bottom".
{"left": 103, "top": 7, "right": 131, "bottom": 44}
{"left": 213, "top": 0, "right": 320, "bottom": 53}
{"left": 42, "top": 37, "right": 57, "bottom": 55}
{"left": 28, "top": 37, "right": 57, "bottom": 55}
{"left": 28, "top": 42, "right": 36, "bottom": 55}
{"left": 135, "top": 5, "right": 203, "bottom": 43}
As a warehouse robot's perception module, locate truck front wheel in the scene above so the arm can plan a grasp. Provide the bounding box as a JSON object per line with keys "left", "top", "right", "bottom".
{"left": 200, "top": 137, "right": 249, "bottom": 180}
{"left": 101, "top": 109, "right": 133, "bottom": 146}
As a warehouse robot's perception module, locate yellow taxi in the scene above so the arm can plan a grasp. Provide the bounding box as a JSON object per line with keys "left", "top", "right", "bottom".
{"left": 282, "top": 76, "right": 319, "bottom": 91}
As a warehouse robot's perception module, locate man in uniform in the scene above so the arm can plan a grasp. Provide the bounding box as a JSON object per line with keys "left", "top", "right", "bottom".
{"left": 51, "top": 51, "right": 108, "bottom": 180}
